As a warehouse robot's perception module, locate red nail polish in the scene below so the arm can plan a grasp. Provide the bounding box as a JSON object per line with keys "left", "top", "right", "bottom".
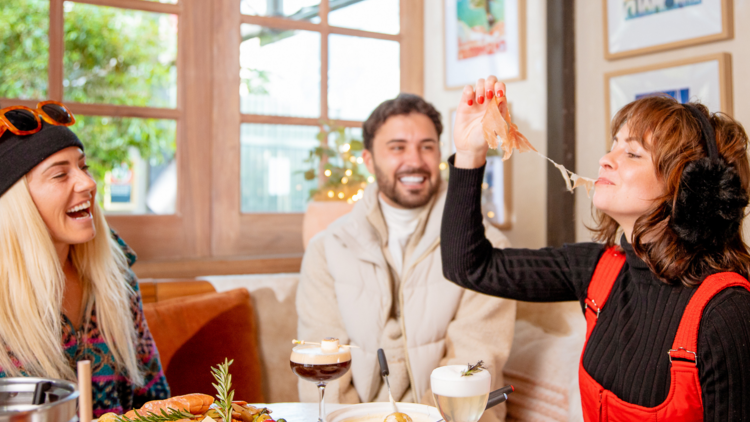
{"left": 478, "top": 96, "right": 485, "bottom": 104}
{"left": 468, "top": 99, "right": 474, "bottom": 106}
{"left": 498, "top": 90, "right": 504, "bottom": 98}
{"left": 487, "top": 90, "right": 494, "bottom": 99}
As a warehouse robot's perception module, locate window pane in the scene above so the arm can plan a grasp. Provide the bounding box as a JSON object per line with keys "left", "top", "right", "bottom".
{"left": 63, "top": 3, "right": 177, "bottom": 108}
{"left": 241, "top": 0, "right": 320, "bottom": 21}
{"left": 329, "top": 0, "right": 400, "bottom": 35}
{"left": 240, "top": 26, "right": 320, "bottom": 117}
{"left": 320, "top": 126, "right": 373, "bottom": 203}
{"left": 241, "top": 124, "right": 320, "bottom": 213}
{"left": 328, "top": 35, "right": 400, "bottom": 121}
{"left": 0, "top": 0, "right": 49, "bottom": 99}
{"left": 73, "top": 116, "right": 177, "bottom": 215}
{"left": 482, "top": 156, "right": 506, "bottom": 225}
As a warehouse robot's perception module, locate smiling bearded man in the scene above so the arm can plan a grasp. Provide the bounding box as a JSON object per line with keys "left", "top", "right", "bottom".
{"left": 296, "top": 93, "right": 516, "bottom": 422}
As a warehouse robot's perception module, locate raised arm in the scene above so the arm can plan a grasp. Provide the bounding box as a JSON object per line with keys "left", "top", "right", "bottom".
{"left": 441, "top": 77, "right": 601, "bottom": 303}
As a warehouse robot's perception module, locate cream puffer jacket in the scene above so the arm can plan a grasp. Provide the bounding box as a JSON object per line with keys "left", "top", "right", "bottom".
{"left": 297, "top": 182, "right": 516, "bottom": 421}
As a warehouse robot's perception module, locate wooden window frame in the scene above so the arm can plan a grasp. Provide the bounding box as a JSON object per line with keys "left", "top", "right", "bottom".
{"left": 1, "top": 0, "right": 423, "bottom": 277}
{"left": 1, "top": 0, "right": 211, "bottom": 265}
{"left": 210, "top": 0, "right": 424, "bottom": 260}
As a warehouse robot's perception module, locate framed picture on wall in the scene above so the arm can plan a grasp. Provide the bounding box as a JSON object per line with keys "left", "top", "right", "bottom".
{"left": 444, "top": 0, "right": 526, "bottom": 88}
{"left": 604, "top": 53, "right": 733, "bottom": 143}
{"left": 604, "top": 0, "right": 733, "bottom": 60}
{"left": 450, "top": 109, "right": 513, "bottom": 229}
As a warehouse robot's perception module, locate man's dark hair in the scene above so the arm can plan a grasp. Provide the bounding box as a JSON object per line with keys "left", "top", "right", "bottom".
{"left": 362, "top": 93, "right": 443, "bottom": 151}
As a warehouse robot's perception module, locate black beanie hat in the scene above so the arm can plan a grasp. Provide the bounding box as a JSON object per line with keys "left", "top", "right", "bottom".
{"left": 0, "top": 121, "right": 84, "bottom": 197}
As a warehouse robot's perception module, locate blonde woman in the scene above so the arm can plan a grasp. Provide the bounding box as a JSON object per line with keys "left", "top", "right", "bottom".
{"left": 0, "top": 103, "right": 169, "bottom": 416}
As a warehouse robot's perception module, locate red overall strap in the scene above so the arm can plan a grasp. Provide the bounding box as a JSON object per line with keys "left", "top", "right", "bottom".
{"left": 669, "top": 272, "right": 750, "bottom": 362}
{"left": 584, "top": 247, "right": 626, "bottom": 339}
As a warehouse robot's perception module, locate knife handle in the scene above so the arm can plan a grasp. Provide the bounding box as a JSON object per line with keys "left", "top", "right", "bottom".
{"left": 377, "top": 348, "right": 389, "bottom": 377}
{"left": 485, "top": 385, "right": 514, "bottom": 410}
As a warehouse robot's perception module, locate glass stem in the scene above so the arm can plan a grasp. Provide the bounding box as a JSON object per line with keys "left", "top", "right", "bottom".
{"left": 318, "top": 382, "right": 327, "bottom": 422}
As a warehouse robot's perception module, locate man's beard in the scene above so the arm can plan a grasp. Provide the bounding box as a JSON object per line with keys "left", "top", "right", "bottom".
{"left": 374, "top": 163, "right": 440, "bottom": 209}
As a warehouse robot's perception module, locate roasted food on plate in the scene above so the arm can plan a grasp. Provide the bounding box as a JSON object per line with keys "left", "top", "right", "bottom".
{"left": 99, "top": 359, "right": 286, "bottom": 422}
{"left": 98, "top": 395, "right": 285, "bottom": 422}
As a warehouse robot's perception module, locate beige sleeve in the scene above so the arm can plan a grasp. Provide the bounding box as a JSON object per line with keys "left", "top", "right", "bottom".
{"left": 296, "top": 234, "right": 361, "bottom": 405}
{"left": 428, "top": 223, "right": 515, "bottom": 422}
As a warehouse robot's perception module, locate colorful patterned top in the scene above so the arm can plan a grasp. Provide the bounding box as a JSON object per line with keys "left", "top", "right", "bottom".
{"left": 0, "top": 232, "right": 170, "bottom": 416}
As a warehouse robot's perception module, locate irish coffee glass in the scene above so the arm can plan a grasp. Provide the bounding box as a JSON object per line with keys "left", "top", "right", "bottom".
{"left": 430, "top": 365, "right": 490, "bottom": 422}
{"left": 290, "top": 340, "right": 351, "bottom": 422}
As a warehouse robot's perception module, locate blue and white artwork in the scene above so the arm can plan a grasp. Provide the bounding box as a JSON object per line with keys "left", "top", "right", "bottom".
{"left": 607, "top": 0, "right": 724, "bottom": 58}
{"left": 635, "top": 88, "right": 690, "bottom": 103}
{"left": 607, "top": 56, "right": 727, "bottom": 139}
{"left": 623, "top": 0, "right": 702, "bottom": 20}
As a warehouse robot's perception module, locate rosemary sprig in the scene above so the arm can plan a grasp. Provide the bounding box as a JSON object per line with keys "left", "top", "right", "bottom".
{"left": 461, "top": 360, "right": 486, "bottom": 377}
{"left": 211, "top": 358, "right": 235, "bottom": 422}
{"left": 115, "top": 408, "right": 196, "bottom": 422}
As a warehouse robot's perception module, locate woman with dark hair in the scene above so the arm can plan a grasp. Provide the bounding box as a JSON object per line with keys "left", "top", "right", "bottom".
{"left": 442, "top": 76, "right": 750, "bottom": 421}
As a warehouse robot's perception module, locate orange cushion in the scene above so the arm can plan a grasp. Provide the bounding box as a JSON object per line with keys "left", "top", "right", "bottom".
{"left": 143, "top": 288, "right": 265, "bottom": 402}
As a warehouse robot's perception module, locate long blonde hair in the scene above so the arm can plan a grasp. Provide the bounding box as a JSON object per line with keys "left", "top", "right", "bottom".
{"left": 0, "top": 177, "right": 143, "bottom": 384}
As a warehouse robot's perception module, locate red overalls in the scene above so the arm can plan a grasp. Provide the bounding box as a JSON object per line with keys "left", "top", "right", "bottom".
{"left": 578, "top": 247, "right": 750, "bottom": 421}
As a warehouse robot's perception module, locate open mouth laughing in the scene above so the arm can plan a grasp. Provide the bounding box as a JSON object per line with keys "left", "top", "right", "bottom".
{"left": 66, "top": 200, "right": 92, "bottom": 220}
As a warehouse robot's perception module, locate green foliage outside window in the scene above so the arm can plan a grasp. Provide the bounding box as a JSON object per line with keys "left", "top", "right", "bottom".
{"left": 0, "top": 0, "right": 49, "bottom": 99}
{"left": 0, "top": 0, "right": 176, "bottom": 188}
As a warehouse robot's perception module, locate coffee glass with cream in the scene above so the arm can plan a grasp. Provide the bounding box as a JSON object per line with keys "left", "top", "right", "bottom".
{"left": 430, "top": 365, "right": 490, "bottom": 422}
{"left": 290, "top": 338, "right": 352, "bottom": 422}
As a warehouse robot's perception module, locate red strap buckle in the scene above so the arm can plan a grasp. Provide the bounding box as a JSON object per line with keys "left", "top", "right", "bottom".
{"left": 668, "top": 347, "right": 698, "bottom": 366}
{"left": 584, "top": 298, "right": 600, "bottom": 319}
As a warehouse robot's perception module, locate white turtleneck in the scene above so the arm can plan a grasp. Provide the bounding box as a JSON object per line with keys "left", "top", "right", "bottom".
{"left": 378, "top": 195, "right": 424, "bottom": 276}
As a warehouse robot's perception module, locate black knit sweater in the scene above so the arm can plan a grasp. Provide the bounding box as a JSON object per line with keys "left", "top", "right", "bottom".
{"left": 441, "top": 158, "right": 750, "bottom": 420}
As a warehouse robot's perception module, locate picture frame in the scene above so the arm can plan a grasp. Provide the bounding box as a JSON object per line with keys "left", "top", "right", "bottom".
{"left": 444, "top": 0, "right": 526, "bottom": 89}
{"left": 449, "top": 109, "right": 513, "bottom": 229}
{"left": 604, "top": 53, "right": 733, "bottom": 145}
{"left": 103, "top": 162, "right": 142, "bottom": 213}
{"left": 603, "top": 0, "right": 733, "bottom": 60}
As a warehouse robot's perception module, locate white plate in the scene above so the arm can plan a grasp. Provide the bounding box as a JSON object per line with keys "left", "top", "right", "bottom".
{"left": 326, "top": 402, "right": 442, "bottom": 422}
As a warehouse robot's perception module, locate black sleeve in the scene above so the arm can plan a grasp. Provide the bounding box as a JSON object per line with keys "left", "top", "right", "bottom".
{"left": 441, "top": 155, "right": 604, "bottom": 303}
{"left": 699, "top": 287, "right": 750, "bottom": 421}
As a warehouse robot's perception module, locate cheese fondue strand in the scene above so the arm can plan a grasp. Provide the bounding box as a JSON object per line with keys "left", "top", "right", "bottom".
{"left": 480, "top": 95, "right": 596, "bottom": 196}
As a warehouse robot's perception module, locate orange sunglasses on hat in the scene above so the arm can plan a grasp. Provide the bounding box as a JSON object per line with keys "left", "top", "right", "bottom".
{"left": 0, "top": 101, "right": 76, "bottom": 138}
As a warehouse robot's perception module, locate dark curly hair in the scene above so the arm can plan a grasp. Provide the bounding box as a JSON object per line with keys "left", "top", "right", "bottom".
{"left": 362, "top": 93, "right": 443, "bottom": 151}
{"left": 591, "top": 95, "right": 750, "bottom": 287}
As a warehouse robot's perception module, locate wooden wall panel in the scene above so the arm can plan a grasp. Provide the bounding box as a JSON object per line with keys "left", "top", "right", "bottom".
{"left": 108, "top": 215, "right": 187, "bottom": 259}
{"left": 177, "top": 0, "right": 213, "bottom": 257}
{"left": 211, "top": 0, "right": 243, "bottom": 257}
{"left": 133, "top": 256, "right": 303, "bottom": 279}
{"left": 401, "top": 0, "right": 425, "bottom": 96}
